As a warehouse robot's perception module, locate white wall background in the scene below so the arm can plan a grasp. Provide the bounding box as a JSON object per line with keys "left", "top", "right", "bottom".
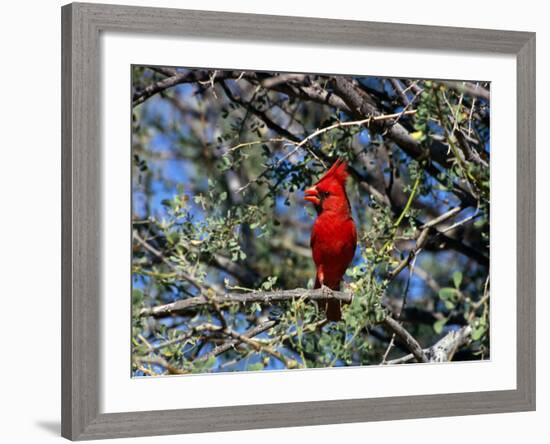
{"left": 0, "top": 1, "right": 544, "bottom": 442}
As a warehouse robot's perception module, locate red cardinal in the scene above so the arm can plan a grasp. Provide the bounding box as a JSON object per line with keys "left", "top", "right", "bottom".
{"left": 304, "top": 159, "right": 357, "bottom": 321}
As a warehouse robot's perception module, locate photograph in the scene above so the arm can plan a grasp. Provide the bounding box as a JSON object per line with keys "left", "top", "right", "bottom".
{"left": 0, "top": 0, "right": 540, "bottom": 442}
{"left": 131, "top": 65, "right": 491, "bottom": 376}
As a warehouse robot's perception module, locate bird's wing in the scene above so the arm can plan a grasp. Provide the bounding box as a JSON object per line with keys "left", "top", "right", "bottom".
{"left": 310, "top": 225, "right": 317, "bottom": 249}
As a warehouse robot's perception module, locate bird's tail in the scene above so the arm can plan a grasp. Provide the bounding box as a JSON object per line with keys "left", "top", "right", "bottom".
{"left": 324, "top": 300, "right": 342, "bottom": 322}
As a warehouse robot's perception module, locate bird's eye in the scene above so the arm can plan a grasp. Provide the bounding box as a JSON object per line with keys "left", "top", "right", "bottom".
{"left": 321, "top": 191, "right": 330, "bottom": 198}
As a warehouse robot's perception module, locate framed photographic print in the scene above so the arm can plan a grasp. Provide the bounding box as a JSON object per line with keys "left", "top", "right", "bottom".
{"left": 61, "top": 2, "right": 535, "bottom": 440}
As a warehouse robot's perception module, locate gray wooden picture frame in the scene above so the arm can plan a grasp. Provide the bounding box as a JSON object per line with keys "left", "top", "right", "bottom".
{"left": 61, "top": 2, "right": 536, "bottom": 440}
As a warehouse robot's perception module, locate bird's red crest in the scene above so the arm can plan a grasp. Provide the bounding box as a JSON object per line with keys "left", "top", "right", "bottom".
{"left": 316, "top": 159, "right": 348, "bottom": 187}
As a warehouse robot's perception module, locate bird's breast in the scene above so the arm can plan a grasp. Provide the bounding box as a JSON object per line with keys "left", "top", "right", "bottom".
{"left": 311, "top": 213, "right": 357, "bottom": 265}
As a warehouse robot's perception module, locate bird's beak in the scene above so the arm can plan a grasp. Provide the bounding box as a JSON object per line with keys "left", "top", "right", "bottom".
{"left": 304, "top": 187, "right": 320, "bottom": 206}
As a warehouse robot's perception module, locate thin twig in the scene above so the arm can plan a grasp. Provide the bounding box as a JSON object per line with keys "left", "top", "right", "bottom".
{"left": 149, "top": 323, "right": 222, "bottom": 352}
{"left": 197, "top": 320, "right": 298, "bottom": 368}
{"left": 133, "top": 231, "right": 206, "bottom": 292}
{"left": 388, "top": 206, "right": 465, "bottom": 280}
{"left": 237, "top": 110, "right": 416, "bottom": 193}
{"left": 381, "top": 254, "right": 418, "bottom": 363}
{"left": 440, "top": 81, "right": 490, "bottom": 102}
{"left": 226, "top": 137, "right": 289, "bottom": 153}
{"left": 441, "top": 212, "right": 481, "bottom": 233}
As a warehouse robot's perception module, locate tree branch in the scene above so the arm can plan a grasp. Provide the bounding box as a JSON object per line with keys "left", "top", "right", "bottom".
{"left": 201, "top": 320, "right": 278, "bottom": 361}
{"left": 139, "top": 287, "right": 352, "bottom": 318}
{"left": 332, "top": 77, "right": 478, "bottom": 207}
{"left": 268, "top": 80, "right": 352, "bottom": 114}
{"left": 133, "top": 69, "right": 255, "bottom": 107}
{"left": 440, "top": 81, "right": 490, "bottom": 102}
{"left": 200, "top": 320, "right": 298, "bottom": 368}
{"left": 237, "top": 110, "right": 417, "bottom": 193}
{"left": 381, "top": 316, "right": 428, "bottom": 363}
{"left": 387, "top": 205, "right": 488, "bottom": 280}
{"left": 217, "top": 78, "right": 487, "bottom": 267}
{"left": 139, "top": 284, "right": 432, "bottom": 366}
{"left": 133, "top": 231, "right": 207, "bottom": 292}
{"left": 133, "top": 355, "right": 187, "bottom": 375}
{"left": 385, "top": 325, "right": 472, "bottom": 364}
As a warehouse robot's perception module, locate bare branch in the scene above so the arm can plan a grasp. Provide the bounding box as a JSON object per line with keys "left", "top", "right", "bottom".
{"left": 332, "top": 76, "right": 478, "bottom": 207}
{"left": 387, "top": 205, "right": 489, "bottom": 280}
{"left": 202, "top": 320, "right": 278, "bottom": 360}
{"left": 268, "top": 80, "right": 352, "bottom": 113}
{"left": 149, "top": 323, "right": 222, "bottom": 352}
{"left": 139, "top": 287, "right": 352, "bottom": 318}
{"left": 133, "top": 69, "right": 255, "bottom": 107}
{"left": 390, "top": 78, "right": 411, "bottom": 106}
{"left": 238, "top": 110, "right": 417, "bottom": 193}
{"left": 381, "top": 253, "right": 418, "bottom": 363}
{"left": 134, "top": 70, "right": 197, "bottom": 107}
{"left": 381, "top": 316, "right": 429, "bottom": 363}
{"left": 440, "top": 81, "right": 490, "bottom": 102}
{"left": 420, "top": 206, "right": 463, "bottom": 229}
{"left": 133, "top": 355, "right": 188, "bottom": 375}
{"left": 385, "top": 325, "right": 472, "bottom": 364}
{"left": 261, "top": 74, "right": 306, "bottom": 89}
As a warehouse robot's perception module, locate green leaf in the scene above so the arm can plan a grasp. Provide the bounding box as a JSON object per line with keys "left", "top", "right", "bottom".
{"left": 444, "top": 300, "right": 455, "bottom": 310}
{"left": 452, "top": 271, "right": 463, "bottom": 289}
{"left": 247, "top": 363, "right": 264, "bottom": 372}
{"left": 374, "top": 310, "right": 386, "bottom": 323}
{"left": 249, "top": 302, "right": 261, "bottom": 314}
{"left": 438, "top": 287, "right": 457, "bottom": 301}
{"left": 132, "top": 289, "right": 143, "bottom": 305}
{"left": 166, "top": 231, "right": 179, "bottom": 245}
{"left": 474, "top": 218, "right": 486, "bottom": 228}
{"left": 472, "top": 325, "right": 486, "bottom": 341}
{"left": 203, "top": 355, "right": 217, "bottom": 369}
{"left": 433, "top": 318, "right": 447, "bottom": 334}
{"left": 261, "top": 276, "right": 277, "bottom": 291}
{"left": 219, "top": 156, "right": 232, "bottom": 171}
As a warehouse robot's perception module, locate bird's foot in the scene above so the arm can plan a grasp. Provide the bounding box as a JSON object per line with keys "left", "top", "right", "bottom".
{"left": 320, "top": 284, "right": 333, "bottom": 296}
